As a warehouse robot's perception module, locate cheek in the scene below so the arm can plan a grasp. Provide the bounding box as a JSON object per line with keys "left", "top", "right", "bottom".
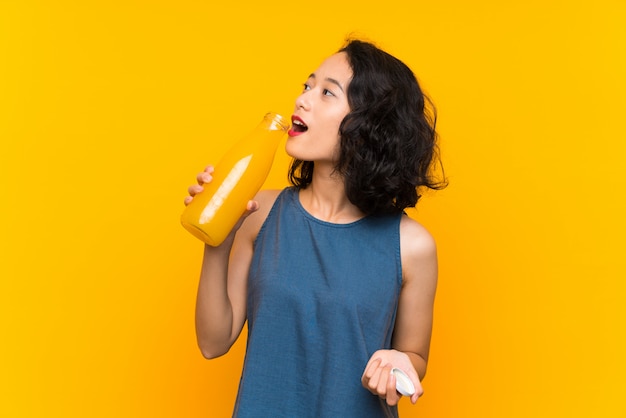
{"left": 323, "top": 122, "right": 342, "bottom": 141}
{"left": 329, "top": 110, "right": 348, "bottom": 136}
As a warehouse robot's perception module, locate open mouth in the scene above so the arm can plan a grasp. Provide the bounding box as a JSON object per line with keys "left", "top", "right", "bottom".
{"left": 291, "top": 116, "right": 308, "bottom": 133}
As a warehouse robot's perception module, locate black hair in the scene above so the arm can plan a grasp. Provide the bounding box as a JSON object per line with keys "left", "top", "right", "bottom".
{"left": 288, "top": 38, "right": 447, "bottom": 216}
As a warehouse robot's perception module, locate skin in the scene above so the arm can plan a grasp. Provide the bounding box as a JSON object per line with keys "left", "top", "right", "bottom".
{"left": 185, "top": 52, "right": 438, "bottom": 407}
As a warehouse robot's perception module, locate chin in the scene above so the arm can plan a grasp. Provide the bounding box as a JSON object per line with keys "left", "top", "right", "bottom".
{"left": 285, "top": 141, "right": 304, "bottom": 160}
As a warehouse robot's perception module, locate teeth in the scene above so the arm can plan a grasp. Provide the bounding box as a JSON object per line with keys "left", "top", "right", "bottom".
{"left": 293, "top": 120, "right": 306, "bottom": 127}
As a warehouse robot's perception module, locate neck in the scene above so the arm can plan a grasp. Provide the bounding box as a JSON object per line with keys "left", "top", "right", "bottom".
{"left": 299, "top": 164, "right": 365, "bottom": 223}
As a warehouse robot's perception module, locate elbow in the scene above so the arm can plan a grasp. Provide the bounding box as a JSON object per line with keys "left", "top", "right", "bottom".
{"left": 199, "top": 347, "right": 228, "bottom": 360}
{"left": 420, "top": 363, "right": 428, "bottom": 380}
{"left": 415, "top": 353, "right": 429, "bottom": 381}
{"left": 197, "top": 341, "right": 230, "bottom": 360}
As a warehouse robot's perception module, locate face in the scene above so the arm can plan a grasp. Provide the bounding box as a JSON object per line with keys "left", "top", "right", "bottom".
{"left": 286, "top": 52, "right": 352, "bottom": 164}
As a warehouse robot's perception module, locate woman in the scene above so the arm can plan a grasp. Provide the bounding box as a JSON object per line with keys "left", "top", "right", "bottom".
{"left": 185, "top": 39, "right": 446, "bottom": 417}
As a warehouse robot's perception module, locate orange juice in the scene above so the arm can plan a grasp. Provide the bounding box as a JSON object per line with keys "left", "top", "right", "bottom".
{"left": 181, "top": 112, "right": 290, "bottom": 246}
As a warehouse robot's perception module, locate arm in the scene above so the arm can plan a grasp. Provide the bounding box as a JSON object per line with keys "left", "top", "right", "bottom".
{"left": 361, "top": 215, "right": 438, "bottom": 405}
{"left": 187, "top": 167, "right": 279, "bottom": 358}
{"left": 194, "top": 209, "right": 254, "bottom": 359}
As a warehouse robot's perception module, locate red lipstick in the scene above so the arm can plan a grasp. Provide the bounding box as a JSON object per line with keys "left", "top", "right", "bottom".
{"left": 289, "top": 115, "right": 308, "bottom": 137}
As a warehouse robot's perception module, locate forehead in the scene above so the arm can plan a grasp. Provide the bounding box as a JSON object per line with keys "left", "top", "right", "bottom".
{"left": 313, "top": 52, "right": 353, "bottom": 83}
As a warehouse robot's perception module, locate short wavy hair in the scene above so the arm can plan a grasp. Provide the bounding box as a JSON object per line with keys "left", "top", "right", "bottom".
{"left": 288, "top": 39, "right": 446, "bottom": 216}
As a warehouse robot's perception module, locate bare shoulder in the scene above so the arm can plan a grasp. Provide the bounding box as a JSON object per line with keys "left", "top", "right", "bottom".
{"left": 399, "top": 215, "right": 437, "bottom": 257}
{"left": 399, "top": 215, "right": 438, "bottom": 285}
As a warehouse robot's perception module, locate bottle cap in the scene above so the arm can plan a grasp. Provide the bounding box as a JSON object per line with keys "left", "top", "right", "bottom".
{"left": 391, "top": 368, "right": 416, "bottom": 396}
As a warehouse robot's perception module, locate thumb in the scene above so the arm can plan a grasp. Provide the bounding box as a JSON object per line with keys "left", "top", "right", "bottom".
{"left": 246, "top": 200, "right": 259, "bottom": 212}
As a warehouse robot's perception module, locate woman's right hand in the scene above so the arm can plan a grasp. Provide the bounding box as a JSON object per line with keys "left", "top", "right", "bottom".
{"left": 184, "top": 165, "right": 260, "bottom": 245}
{"left": 184, "top": 165, "right": 214, "bottom": 206}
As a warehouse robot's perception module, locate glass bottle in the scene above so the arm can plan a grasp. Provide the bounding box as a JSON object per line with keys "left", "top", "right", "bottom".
{"left": 181, "top": 112, "right": 290, "bottom": 246}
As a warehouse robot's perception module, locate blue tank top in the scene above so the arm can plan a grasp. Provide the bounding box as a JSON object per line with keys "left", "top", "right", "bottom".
{"left": 233, "top": 187, "right": 403, "bottom": 418}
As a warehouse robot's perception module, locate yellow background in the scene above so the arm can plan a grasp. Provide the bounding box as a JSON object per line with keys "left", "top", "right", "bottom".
{"left": 1, "top": 1, "right": 625, "bottom": 417}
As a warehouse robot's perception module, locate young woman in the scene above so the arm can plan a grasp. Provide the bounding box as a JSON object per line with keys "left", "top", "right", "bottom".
{"left": 185, "top": 39, "right": 446, "bottom": 417}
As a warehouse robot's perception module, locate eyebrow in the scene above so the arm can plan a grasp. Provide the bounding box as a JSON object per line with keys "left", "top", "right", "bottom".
{"left": 308, "top": 73, "right": 345, "bottom": 93}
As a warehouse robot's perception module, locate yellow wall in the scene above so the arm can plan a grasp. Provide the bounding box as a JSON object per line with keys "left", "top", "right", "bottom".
{"left": 1, "top": 1, "right": 625, "bottom": 417}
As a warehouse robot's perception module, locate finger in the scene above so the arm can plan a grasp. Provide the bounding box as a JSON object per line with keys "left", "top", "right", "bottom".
{"left": 411, "top": 381, "right": 424, "bottom": 404}
{"left": 362, "top": 357, "right": 382, "bottom": 381}
{"left": 386, "top": 372, "right": 400, "bottom": 406}
{"left": 183, "top": 195, "right": 193, "bottom": 206}
{"left": 376, "top": 364, "right": 393, "bottom": 397}
{"left": 366, "top": 366, "right": 384, "bottom": 394}
{"left": 362, "top": 358, "right": 382, "bottom": 389}
{"left": 188, "top": 184, "right": 204, "bottom": 196}
{"left": 246, "top": 200, "right": 259, "bottom": 212}
{"left": 197, "top": 171, "right": 212, "bottom": 185}
{"left": 406, "top": 370, "right": 423, "bottom": 404}
{"left": 230, "top": 200, "right": 261, "bottom": 232}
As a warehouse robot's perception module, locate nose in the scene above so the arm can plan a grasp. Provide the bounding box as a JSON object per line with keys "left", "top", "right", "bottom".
{"left": 295, "top": 92, "right": 310, "bottom": 111}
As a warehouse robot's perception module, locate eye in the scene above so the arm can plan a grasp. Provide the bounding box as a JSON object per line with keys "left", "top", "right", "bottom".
{"left": 302, "top": 83, "right": 311, "bottom": 92}
{"left": 323, "top": 88, "right": 335, "bottom": 97}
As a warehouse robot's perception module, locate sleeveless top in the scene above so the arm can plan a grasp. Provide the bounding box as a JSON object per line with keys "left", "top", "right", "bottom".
{"left": 233, "top": 187, "right": 403, "bottom": 418}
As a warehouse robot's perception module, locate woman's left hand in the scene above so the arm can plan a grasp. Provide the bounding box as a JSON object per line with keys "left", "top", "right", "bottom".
{"left": 361, "top": 349, "right": 423, "bottom": 406}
